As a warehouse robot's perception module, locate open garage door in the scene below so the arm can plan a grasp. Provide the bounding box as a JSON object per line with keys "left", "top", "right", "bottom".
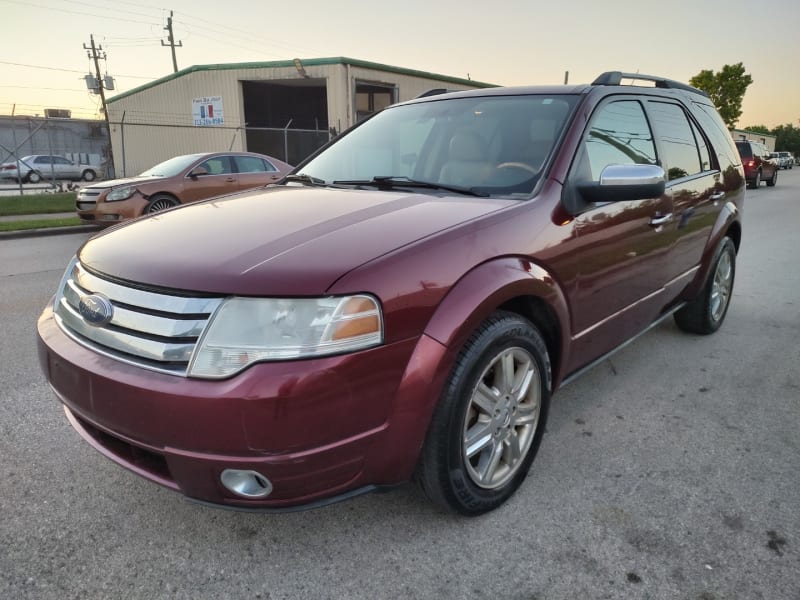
{"left": 242, "top": 79, "right": 330, "bottom": 166}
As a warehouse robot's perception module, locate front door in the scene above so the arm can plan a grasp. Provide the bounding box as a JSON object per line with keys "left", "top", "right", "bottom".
{"left": 563, "top": 98, "right": 673, "bottom": 371}
{"left": 182, "top": 155, "right": 239, "bottom": 202}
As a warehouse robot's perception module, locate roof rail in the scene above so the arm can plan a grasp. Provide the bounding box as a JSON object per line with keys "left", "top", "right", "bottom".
{"left": 592, "top": 71, "right": 709, "bottom": 98}
{"left": 416, "top": 88, "right": 455, "bottom": 98}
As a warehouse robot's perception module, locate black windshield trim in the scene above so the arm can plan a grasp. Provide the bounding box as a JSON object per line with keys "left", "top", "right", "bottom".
{"left": 331, "top": 176, "right": 489, "bottom": 197}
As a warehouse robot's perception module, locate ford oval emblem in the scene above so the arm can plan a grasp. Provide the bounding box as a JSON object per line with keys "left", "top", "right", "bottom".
{"left": 78, "top": 294, "right": 114, "bottom": 327}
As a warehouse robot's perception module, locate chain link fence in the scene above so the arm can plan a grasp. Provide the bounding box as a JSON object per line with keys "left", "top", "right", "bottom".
{"left": 112, "top": 118, "right": 333, "bottom": 177}
{"left": 0, "top": 116, "right": 110, "bottom": 189}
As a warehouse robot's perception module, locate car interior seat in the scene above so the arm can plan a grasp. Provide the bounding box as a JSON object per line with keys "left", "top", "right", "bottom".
{"left": 438, "top": 129, "right": 494, "bottom": 188}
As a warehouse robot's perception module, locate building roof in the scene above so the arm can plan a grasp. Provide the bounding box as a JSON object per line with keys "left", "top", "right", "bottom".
{"left": 107, "top": 57, "right": 496, "bottom": 104}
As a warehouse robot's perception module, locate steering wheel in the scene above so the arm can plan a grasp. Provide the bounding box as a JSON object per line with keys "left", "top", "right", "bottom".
{"left": 496, "top": 162, "right": 538, "bottom": 175}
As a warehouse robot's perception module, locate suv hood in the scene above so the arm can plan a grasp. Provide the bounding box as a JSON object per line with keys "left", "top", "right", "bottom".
{"left": 79, "top": 186, "right": 514, "bottom": 295}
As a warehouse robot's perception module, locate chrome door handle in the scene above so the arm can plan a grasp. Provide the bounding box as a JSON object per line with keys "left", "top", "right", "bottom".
{"left": 710, "top": 191, "right": 725, "bottom": 201}
{"left": 650, "top": 213, "right": 673, "bottom": 227}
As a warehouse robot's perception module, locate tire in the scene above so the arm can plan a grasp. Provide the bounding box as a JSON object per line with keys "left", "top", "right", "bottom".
{"left": 766, "top": 169, "right": 777, "bottom": 187}
{"left": 145, "top": 194, "right": 179, "bottom": 214}
{"left": 415, "top": 311, "right": 551, "bottom": 515}
{"left": 26, "top": 171, "right": 41, "bottom": 184}
{"left": 82, "top": 169, "right": 96, "bottom": 182}
{"left": 674, "top": 237, "right": 736, "bottom": 335}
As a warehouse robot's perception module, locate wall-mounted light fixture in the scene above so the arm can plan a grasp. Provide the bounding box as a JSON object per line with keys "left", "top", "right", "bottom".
{"left": 293, "top": 58, "right": 309, "bottom": 78}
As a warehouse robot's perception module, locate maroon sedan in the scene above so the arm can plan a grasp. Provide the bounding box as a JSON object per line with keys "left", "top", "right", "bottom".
{"left": 38, "top": 72, "right": 744, "bottom": 515}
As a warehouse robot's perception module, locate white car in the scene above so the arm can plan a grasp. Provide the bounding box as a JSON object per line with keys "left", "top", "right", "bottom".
{"left": 776, "top": 151, "right": 794, "bottom": 170}
{"left": 0, "top": 154, "right": 100, "bottom": 183}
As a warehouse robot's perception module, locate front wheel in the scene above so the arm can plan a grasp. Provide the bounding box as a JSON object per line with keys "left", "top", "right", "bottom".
{"left": 145, "top": 194, "right": 179, "bottom": 214}
{"left": 415, "top": 311, "right": 551, "bottom": 515}
{"left": 674, "top": 237, "right": 736, "bottom": 334}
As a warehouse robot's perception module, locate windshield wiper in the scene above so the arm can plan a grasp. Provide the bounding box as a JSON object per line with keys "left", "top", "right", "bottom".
{"left": 283, "top": 173, "right": 327, "bottom": 186}
{"left": 332, "top": 176, "right": 489, "bottom": 197}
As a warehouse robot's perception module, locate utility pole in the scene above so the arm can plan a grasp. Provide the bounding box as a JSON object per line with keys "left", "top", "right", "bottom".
{"left": 84, "top": 34, "right": 115, "bottom": 178}
{"left": 161, "top": 11, "right": 183, "bottom": 73}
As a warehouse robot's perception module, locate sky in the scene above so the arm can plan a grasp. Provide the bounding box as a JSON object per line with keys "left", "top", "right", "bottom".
{"left": 1, "top": 0, "right": 798, "bottom": 129}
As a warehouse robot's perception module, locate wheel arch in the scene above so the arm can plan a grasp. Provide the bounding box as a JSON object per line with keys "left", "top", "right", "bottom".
{"left": 144, "top": 190, "right": 180, "bottom": 202}
{"left": 372, "top": 257, "right": 570, "bottom": 484}
{"left": 681, "top": 201, "right": 741, "bottom": 301}
{"left": 140, "top": 191, "right": 181, "bottom": 216}
{"left": 423, "top": 257, "right": 570, "bottom": 388}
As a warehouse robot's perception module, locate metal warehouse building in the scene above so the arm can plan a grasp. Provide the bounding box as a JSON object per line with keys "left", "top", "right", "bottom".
{"left": 106, "top": 57, "right": 493, "bottom": 177}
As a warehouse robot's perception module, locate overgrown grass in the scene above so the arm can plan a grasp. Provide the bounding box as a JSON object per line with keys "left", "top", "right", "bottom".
{"left": 0, "top": 192, "right": 77, "bottom": 216}
{"left": 0, "top": 217, "right": 83, "bottom": 232}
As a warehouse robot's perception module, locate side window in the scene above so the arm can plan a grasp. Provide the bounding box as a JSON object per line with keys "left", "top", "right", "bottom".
{"left": 690, "top": 120, "right": 712, "bottom": 171}
{"left": 35, "top": 156, "right": 51, "bottom": 164}
{"left": 647, "top": 102, "right": 701, "bottom": 180}
{"left": 692, "top": 102, "right": 741, "bottom": 170}
{"left": 198, "top": 156, "right": 233, "bottom": 175}
{"left": 234, "top": 156, "right": 273, "bottom": 173}
{"left": 580, "top": 100, "right": 656, "bottom": 181}
{"left": 54, "top": 157, "right": 72, "bottom": 165}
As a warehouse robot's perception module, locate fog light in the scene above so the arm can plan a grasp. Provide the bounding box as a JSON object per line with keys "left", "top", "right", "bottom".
{"left": 220, "top": 469, "right": 273, "bottom": 499}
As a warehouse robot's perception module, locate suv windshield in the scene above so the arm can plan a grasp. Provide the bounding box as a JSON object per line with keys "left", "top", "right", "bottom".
{"left": 298, "top": 94, "right": 578, "bottom": 197}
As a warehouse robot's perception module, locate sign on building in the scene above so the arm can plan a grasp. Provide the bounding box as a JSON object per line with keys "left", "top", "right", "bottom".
{"left": 192, "top": 96, "right": 224, "bottom": 126}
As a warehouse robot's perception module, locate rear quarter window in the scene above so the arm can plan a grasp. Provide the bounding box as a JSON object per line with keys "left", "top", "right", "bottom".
{"left": 693, "top": 102, "right": 742, "bottom": 169}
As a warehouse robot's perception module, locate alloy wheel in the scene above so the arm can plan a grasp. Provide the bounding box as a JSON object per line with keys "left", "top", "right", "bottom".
{"left": 462, "top": 346, "right": 541, "bottom": 489}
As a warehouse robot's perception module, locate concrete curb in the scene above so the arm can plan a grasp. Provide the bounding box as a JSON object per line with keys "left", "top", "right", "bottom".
{"left": 0, "top": 225, "right": 100, "bottom": 240}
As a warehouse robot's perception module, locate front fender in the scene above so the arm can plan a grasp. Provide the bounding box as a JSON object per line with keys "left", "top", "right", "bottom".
{"left": 424, "top": 257, "right": 571, "bottom": 385}
{"left": 367, "top": 257, "right": 571, "bottom": 483}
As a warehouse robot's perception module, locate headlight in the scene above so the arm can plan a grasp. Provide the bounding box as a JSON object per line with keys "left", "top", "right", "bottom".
{"left": 106, "top": 186, "right": 136, "bottom": 202}
{"left": 188, "top": 295, "right": 383, "bottom": 378}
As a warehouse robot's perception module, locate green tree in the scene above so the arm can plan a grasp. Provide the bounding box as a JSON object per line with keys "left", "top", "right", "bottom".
{"left": 690, "top": 63, "right": 753, "bottom": 129}
{"left": 773, "top": 124, "right": 800, "bottom": 157}
{"left": 741, "top": 125, "right": 771, "bottom": 135}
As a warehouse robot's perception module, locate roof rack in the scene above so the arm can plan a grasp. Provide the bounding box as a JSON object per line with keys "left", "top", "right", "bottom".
{"left": 592, "top": 71, "right": 709, "bottom": 98}
{"left": 416, "top": 88, "right": 458, "bottom": 98}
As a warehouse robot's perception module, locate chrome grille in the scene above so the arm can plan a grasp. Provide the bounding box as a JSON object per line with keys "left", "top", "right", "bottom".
{"left": 54, "top": 259, "right": 223, "bottom": 376}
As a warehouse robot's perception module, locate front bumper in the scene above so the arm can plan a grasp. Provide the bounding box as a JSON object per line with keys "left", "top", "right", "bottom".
{"left": 37, "top": 303, "right": 448, "bottom": 509}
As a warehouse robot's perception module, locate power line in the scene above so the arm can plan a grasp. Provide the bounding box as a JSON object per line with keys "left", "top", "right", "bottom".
{"left": 0, "top": 0, "right": 160, "bottom": 25}
{"left": 0, "top": 59, "right": 155, "bottom": 79}
{"left": 61, "top": 0, "right": 162, "bottom": 21}
{"left": 0, "top": 86, "right": 92, "bottom": 92}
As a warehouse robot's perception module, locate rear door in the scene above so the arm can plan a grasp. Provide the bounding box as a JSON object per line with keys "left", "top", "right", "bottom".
{"left": 232, "top": 155, "right": 282, "bottom": 191}
{"left": 644, "top": 100, "right": 719, "bottom": 287}
{"left": 34, "top": 155, "right": 54, "bottom": 178}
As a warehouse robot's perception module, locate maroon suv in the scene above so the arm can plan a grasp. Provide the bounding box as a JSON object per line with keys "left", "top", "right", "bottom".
{"left": 735, "top": 140, "right": 778, "bottom": 189}
{"left": 37, "top": 72, "right": 744, "bottom": 515}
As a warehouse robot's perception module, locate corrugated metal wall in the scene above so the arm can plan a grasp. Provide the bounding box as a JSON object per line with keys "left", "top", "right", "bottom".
{"left": 107, "top": 63, "right": 485, "bottom": 176}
